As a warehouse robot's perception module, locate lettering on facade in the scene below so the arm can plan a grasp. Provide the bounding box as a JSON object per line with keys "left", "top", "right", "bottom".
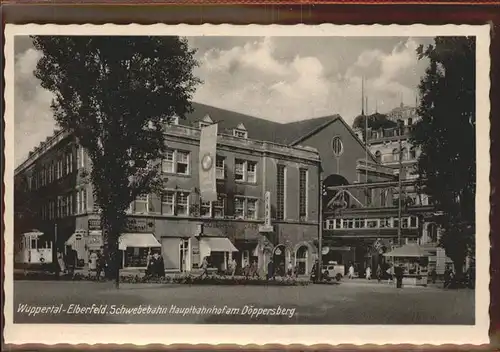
{"left": 88, "top": 219, "right": 101, "bottom": 231}
{"left": 203, "top": 221, "right": 259, "bottom": 231}
{"left": 124, "top": 218, "right": 155, "bottom": 233}
{"left": 264, "top": 191, "right": 271, "bottom": 227}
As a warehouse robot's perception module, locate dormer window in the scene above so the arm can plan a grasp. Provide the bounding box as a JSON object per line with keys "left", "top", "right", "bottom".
{"left": 169, "top": 116, "right": 179, "bottom": 125}
{"left": 233, "top": 123, "right": 248, "bottom": 139}
{"left": 199, "top": 114, "right": 214, "bottom": 129}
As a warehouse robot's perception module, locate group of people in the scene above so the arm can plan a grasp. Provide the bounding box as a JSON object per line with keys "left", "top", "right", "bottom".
{"left": 55, "top": 248, "right": 80, "bottom": 277}
{"left": 145, "top": 251, "right": 165, "bottom": 278}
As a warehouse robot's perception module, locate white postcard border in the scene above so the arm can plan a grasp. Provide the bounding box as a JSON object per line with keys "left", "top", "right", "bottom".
{"left": 3, "top": 23, "right": 491, "bottom": 345}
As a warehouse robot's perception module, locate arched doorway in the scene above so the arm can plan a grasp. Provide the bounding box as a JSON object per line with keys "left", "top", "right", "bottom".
{"left": 296, "top": 245, "right": 309, "bottom": 275}
{"left": 273, "top": 245, "right": 286, "bottom": 276}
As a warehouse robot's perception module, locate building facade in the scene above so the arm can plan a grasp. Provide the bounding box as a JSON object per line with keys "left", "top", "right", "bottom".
{"left": 14, "top": 108, "right": 322, "bottom": 275}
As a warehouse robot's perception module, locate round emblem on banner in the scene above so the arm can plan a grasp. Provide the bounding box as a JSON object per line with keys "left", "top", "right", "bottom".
{"left": 201, "top": 153, "right": 213, "bottom": 171}
{"left": 274, "top": 248, "right": 282, "bottom": 256}
{"left": 322, "top": 246, "right": 330, "bottom": 255}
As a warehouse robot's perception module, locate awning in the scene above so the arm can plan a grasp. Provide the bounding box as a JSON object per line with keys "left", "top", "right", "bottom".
{"left": 118, "top": 233, "right": 161, "bottom": 250}
{"left": 199, "top": 237, "right": 238, "bottom": 259}
{"left": 383, "top": 244, "right": 434, "bottom": 258}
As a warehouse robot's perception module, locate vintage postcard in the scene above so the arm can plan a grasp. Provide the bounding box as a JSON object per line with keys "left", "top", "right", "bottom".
{"left": 3, "top": 24, "right": 491, "bottom": 345}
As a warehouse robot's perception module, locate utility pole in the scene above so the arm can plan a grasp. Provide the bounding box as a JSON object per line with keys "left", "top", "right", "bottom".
{"left": 54, "top": 223, "right": 59, "bottom": 278}
{"left": 397, "top": 120, "right": 403, "bottom": 247}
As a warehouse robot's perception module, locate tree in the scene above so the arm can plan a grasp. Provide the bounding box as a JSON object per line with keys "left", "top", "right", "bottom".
{"left": 32, "top": 36, "right": 201, "bottom": 287}
{"left": 411, "top": 37, "right": 476, "bottom": 278}
{"left": 352, "top": 113, "right": 397, "bottom": 141}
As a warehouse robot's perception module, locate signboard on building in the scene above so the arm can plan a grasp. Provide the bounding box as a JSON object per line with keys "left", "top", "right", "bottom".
{"left": 88, "top": 219, "right": 101, "bottom": 231}
{"left": 259, "top": 191, "right": 274, "bottom": 232}
{"left": 199, "top": 123, "right": 218, "bottom": 202}
{"left": 124, "top": 218, "right": 155, "bottom": 233}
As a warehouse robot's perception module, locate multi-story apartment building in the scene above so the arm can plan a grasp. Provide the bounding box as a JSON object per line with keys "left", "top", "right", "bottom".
{"left": 345, "top": 104, "right": 449, "bottom": 274}
{"left": 14, "top": 103, "right": 326, "bottom": 275}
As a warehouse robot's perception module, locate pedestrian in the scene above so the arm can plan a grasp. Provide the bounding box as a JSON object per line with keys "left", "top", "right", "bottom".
{"left": 157, "top": 253, "right": 165, "bottom": 278}
{"left": 376, "top": 265, "right": 382, "bottom": 283}
{"left": 89, "top": 251, "right": 97, "bottom": 277}
{"left": 287, "top": 261, "right": 294, "bottom": 278}
{"left": 267, "top": 259, "right": 275, "bottom": 280}
{"left": 244, "top": 262, "right": 250, "bottom": 279}
{"left": 386, "top": 265, "right": 393, "bottom": 284}
{"left": 251, "top": 260, "right": 259, "bottom": 278}
{"left": 200, "top": 256, "right": 209, "bottom": 278}
{"left": 430, "top": 268, "right": 437, "bottom": 284}
{"left": 57, "top": 249, "right": 66, "bottom": 275}
{"left": 365, "top": 266, "right": 372, "bottom": 280}
{"left": 230, "top": 258, "right": 237, "bottom": 277}
{"left": 96, "top": 251, "right": 105, "bottom": 281}
{"left": 395, "top": 264, "right": 404, "bottom": 288}
{"left": 348, "top": 264, "right": 355, "bottom": 279}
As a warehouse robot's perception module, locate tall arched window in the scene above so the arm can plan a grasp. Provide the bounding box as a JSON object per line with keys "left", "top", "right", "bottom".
{"left": 375, "top": 150, "right": 381, "bottom": 162}
{"left": 392, "top": 148, "right": 399, "bottom": 161}
{"left": 407, "top": 117, "right": 413, "bottom": 125}
{"left": 410, "top": 147, "right": 417, "bottom": 160}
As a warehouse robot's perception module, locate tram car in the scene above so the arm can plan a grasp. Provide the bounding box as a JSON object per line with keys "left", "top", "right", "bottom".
{"left": 15, "top": 230, "right": 53, "bottom": 269}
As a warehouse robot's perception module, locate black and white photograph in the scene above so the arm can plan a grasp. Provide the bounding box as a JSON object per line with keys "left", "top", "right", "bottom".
{"left": 3, "top": 24, "right": 490, "bottom": 345}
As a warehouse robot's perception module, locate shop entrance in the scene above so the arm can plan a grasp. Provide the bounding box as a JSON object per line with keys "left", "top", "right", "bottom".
{"left": 273, "top": 245, "right": 286, "bottom": 276}
{"left": 296, "top": 245, "right": 309, "bottom": 275}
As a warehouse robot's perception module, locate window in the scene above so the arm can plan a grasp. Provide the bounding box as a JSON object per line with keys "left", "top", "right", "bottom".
{"left": 380, "top": 218, "right": 391, "bottom": 228}
{"left": 216, "top": 156, "right": 225, "bottom": 179}
{"left": 402, "top": 217, "right": 409, "bottom": 228}
{"left": 246, "top": 198, "right": 258, "bottom": 219}
{"left": 401, "top": 148, "right": 408, "bottom": 161}
{"left": 161, "top": 192, "right": 175, "bottom": 215}
{"left": 381, "top": 189, "right": 387, "bottom": 207}
{"left": 162, "top": 149, "right": 190, "bottom": 175}
{"left": 299, "top": 168, "right": 308, "bottom": 221}
{"left": 234, "top": 159, "right": 257, "bottom": 183}
{"left": 392, "top": 149, "right": 400, "bottom": 161}
{"left": 234, "top": 197, "right": 258, "bottom": 220}
{"left": 410, "top": 147, "right": 417, "bottom": 159}
{"left": 276, "top": 164, "right": 286, "bottom": 220}
{"left": 79, "top": 146, "right": 85, "bottom": 168}
{"left": 169, "top": 116, "right": 179, "bottom": 125}
{"left": 335, "top": 219, "right": 342, "bottom": 229}
{"left": 66, "top": 152, "right": 73, "bottom": 174}
{"left": 375, "top": 150, "right": 381, "bottom": 162}
{"left": 410, "top": 216, "right": 418, "bottom": 228}
{"left": 393, "top": 218, "right": 400, "bottom": 229}
{"left": 233, "top": 129, "right": 248, "bottom": 139}
{"left": 343, "top": 219, "right": 354, "bottom": 229}
{"left": 176, "top": 151, "right": 189, "bottom": 175}
{"left": 332, "top": 136, "right": 343, "bottom": 156}
{"left": 134, "top": 194, "right": 149, "bottom": 214}
{"left": 201, "top": 195, "right": 226, "bottom": 218}
{"left": 162, "top": 150, "right": 174, "bottom": 173}
{"left": 199, "top": 121, "right": 211, "bottom": 129}
{"left": 367, "top": 219, "right": 378, "bottom": 228}
{"left": 76, "top": 188, "right": 87, "bottom": 214}
{"left": 213, "top": 196, "right": 225, "bottom": 218}
{"left": 162, "top": 191, "right": 190, "bottom": 216}
{"left": 354, "top": 218, "right": 365, "bottom": 228}
{"left": 234, "top": 197, "right": 245, "bottom": 219}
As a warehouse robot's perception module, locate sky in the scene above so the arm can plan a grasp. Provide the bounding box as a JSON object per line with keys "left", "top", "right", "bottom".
{"left": 14, "top": 35, "right": 433, "bottom": 167}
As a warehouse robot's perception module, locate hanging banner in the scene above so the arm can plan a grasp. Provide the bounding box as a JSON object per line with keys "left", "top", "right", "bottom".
{"left": 199, "top": 124, "right": 218, "bottom": 202}
{"left": 259, "top": 191, "right": 274, "bottom": 232}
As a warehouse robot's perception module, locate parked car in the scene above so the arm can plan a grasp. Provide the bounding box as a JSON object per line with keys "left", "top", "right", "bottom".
{"left": 323, "top": 261, "right": 345, "bottom": 281}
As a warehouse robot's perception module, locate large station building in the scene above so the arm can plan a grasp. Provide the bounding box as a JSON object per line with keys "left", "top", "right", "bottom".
{"left": 14, "top": 102, "right": 447, "bottom": 276}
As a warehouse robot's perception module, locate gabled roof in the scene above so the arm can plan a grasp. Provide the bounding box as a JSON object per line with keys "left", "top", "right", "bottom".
{"left": 184, "top": 102, "right": 339, "bottom": 145}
